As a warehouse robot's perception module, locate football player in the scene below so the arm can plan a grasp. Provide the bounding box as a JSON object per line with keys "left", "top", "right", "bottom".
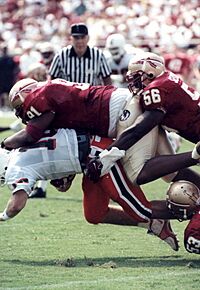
{"left": 0, "top": 129, "right": 180, "bottom": 251}
{"left": 184, "top": 211, "right": 200, "bottom": 254}
{"left": 3, "top": 77, "right": 200, "bottom": 190}
{"left": 163, "top": 46, "right": 194, "bottom": 86}
{"left": 86, "top": 51, "right": 200, "bottom": 183}
{"left": 105, "top": 33, "right": 141, "bottom": 87}
{"left": 166, "top": 180, "right": 200, "bottom": 254}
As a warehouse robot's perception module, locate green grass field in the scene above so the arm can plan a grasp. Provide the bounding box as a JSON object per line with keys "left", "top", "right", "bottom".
{"left": 0, "top": 115, "right": 200, "bottom": 290}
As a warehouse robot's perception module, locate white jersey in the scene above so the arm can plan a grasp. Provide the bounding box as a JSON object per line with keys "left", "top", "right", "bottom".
{"left": 108, "top": 88, "right": 132, "bottom": 138}
{"left": 107, "top": 52, "right": 133, "bottom": 76}
{"left": 5, "top": 129, "right": 82, "bottom": 195}
{"left": 106, "top": 47, "right": 143, "bottom": 87}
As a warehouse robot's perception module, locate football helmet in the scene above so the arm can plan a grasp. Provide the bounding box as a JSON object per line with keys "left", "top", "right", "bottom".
{"left": 9, "top": 78, "right": 38, "bottom": 118}
{"left": 0, "top": 148, "right": 11, "bottom": 186}
{"left": 27, "top": 63, "right": 47, "bottom": 82}
{"left": 38, "top": 42, "right": 55, "bottom": 65}
{"left": 166, "top": 180, "right": 200, "bottom": 220}
{"left": 126, "top": 52, "right": 165, "bottom": 94}
{"left": 106, "top": 33, "right": 126, "bottom": 61}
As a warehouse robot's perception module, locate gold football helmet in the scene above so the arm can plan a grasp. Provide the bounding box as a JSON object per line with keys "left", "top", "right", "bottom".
{"left": 166, "top": 180, "right": 200, "bottom": 220}
{"left": 9, "top": 78, "right": 38, "bottom": 118}
{"left": 126, "top": 52, "right": 165, "bottom": 94}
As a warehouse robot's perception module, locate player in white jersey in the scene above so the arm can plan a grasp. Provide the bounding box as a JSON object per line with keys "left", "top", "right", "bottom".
{"left": 105, "top": 34, "right": 142, "bottom": 87}
{"left": 5, "top": 129, "right": 86, "bottom": 195}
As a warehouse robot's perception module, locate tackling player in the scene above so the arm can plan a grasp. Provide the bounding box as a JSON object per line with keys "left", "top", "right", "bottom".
{"left": 86, "top": 51, "right": 200, "bottom": 183}
{"left": 3, "top": 77, "right": 200, "bottom": 191}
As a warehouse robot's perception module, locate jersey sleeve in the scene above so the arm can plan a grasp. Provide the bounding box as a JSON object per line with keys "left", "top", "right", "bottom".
{"left": 25, "top": 87, "right": 55, "bottom": 117}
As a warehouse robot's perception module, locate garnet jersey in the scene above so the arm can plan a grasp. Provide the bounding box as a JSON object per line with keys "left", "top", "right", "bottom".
{"left": 164, "top": 53, "right": 192, "bottom": 76}
{"left": 23, "top": 79, "right": 116, "bottom": 136}
{"left": 139, "top": 71, "right": 200, "bottom": 143}
{"left": 184, "top": 211, "right": 200, "bottom": 254}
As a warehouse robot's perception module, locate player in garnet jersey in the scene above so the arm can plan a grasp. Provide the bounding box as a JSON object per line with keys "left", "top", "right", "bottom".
{"left": 86, "top": 52, "right": 200, "bottom": 183}
{"left": 3, "top": 74, "right": 200, "bottom": 194}
{"left": 4, "top": 78, "right": 130, "bottom": 148}
{"left": 164, "top": 50, "right": 193, "bottom": 85}
{"left": 184, "top": 211, "right": 200, "bottom": 254}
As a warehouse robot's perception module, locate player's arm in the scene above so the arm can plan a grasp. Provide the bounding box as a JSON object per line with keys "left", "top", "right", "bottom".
{"left": 86, "top": 109, "right": 165, "bottom": 182}
{"left": 2, "top": 111, "right": 55, "bottom": 150}
{"left": 108, "top": 109, "right": 165, "bottom": 151}
{"left": 0, "top": 190, "right": 28, "bottom": 221}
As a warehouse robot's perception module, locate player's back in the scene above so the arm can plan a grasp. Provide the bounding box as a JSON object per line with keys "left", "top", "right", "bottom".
{"left": 23, "top": 79, "right": 115, "bottom": 136}
{"left": 141, "top": 71, "right": 200, "bottom": 143}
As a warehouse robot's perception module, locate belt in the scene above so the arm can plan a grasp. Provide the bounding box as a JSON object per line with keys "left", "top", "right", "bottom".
{"left": 77, "top": 133, "right": 90, "bottom": 171}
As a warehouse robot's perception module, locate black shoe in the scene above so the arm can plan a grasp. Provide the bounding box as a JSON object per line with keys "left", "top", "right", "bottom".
{"left": 29, "top": 188, "right": 47, "bottom": 198}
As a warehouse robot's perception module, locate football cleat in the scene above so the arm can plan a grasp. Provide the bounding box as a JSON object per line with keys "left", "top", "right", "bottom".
{"left": 29, "top": 187, "right": 46, "bottom": 198}
{"left": 148, "top": 219, "right": 179, "bottom": 251}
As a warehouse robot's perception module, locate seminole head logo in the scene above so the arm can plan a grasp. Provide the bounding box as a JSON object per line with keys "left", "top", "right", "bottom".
{"left": 136, "top": 58, "right": 162, "bottom": 68}
{"left": 119, "top": 109, "right": 130, "bottom": 121}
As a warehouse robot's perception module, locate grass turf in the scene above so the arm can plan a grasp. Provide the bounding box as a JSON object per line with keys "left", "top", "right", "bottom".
{"left": 0, "top": 116, "right": 199, "bottom": 290}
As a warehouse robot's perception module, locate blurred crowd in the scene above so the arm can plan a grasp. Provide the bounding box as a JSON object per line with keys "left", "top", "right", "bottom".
{"left": 0, "top": 0, "right": 200, "bottom": 109}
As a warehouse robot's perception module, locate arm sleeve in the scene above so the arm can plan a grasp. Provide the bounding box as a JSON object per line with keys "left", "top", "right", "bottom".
{"left": 26, "top": 111, "right": 55, "bottom": 140}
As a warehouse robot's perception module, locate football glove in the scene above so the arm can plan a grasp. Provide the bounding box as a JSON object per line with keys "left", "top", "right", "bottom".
{"left": 85, "top": 157, "right": 103, "bottom": 183}
{"left": 85, "top": 147, "right": 125, "bottom": 183}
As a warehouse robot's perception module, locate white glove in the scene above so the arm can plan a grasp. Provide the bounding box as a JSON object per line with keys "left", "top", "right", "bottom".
{"left": 9, "top": 120, "right": 23, "bottom": 132}
{"left": 99, "top": 147, "right": 125, "bottom": 176}
{"left": 0, "top": 212, "right": 8, "bottom": 221}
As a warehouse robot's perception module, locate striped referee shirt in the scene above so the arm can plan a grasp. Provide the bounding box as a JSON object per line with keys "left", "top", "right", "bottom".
{"left": 48, "top": 45, "right": 112, "bottom": 85}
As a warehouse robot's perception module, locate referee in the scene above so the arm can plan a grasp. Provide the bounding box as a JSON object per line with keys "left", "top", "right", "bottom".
{"left": 48, "top": 23, "right": 112, "bottom": 85}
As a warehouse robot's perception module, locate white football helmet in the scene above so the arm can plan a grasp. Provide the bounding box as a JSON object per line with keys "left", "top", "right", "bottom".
{"left": 9, "top": 78, "right": 38, "bottom": 118}
{"left": 106, "top": 33, "right": 126, "bottom": 61}
{"left": 126, "top": 52, "right": 165, "bottom": 94}
{"left": 166, "top": 180, "right": 200, "bottom": 220}
{"left": 38, "top": 42, "right": 55, "bottom": 65}
{"left": 0, "top": 148, "right": 11, "bottom": 186}
{"left": 27, "top": 63, "right": 47, "bottom": 82}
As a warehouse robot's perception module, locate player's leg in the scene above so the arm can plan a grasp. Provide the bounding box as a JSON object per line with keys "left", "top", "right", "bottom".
{"left": 98, "top": 161, "right": 179, "bottom": 251}
{"left": 136, "top": 128, "right": 200, "bottom": 187}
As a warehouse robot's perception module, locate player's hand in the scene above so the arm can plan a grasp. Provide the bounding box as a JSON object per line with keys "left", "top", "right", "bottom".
{"left": 85, "top": 157, "right": 103, "bottom": 183}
